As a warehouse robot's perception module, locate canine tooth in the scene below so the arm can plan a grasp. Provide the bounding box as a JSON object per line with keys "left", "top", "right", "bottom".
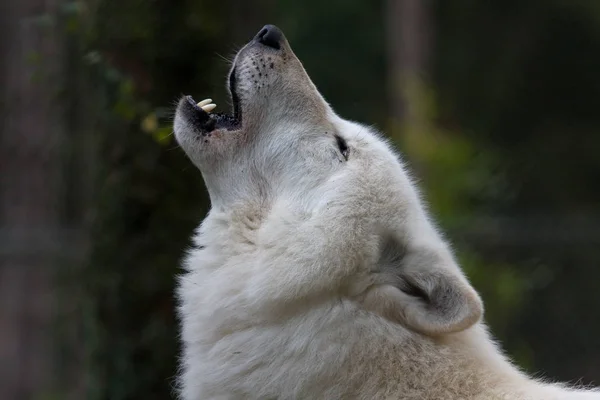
{"left": 197, "top": 98, "right": 212, "bottom": 107}
{"left": 201, "top": 103, "right": 217, "bottom": 112}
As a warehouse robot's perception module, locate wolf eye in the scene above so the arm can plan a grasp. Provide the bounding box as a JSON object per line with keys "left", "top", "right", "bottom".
{"left": 335, "top": 134, "right": 349, "bottom": 160}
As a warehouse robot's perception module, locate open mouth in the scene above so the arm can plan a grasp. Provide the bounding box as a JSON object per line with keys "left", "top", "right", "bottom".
{"left": 182, "top": 66, "right": 241, "bottom": 134}
{"left": 179, "top": 24, "right": 286, "bottom": 136}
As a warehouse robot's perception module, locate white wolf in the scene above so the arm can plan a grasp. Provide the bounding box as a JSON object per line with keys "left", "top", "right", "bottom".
{"left": 173, "top": 25, "right": 599, "bottom": 400}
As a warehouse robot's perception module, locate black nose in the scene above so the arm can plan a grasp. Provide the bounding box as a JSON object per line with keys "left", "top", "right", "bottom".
{"left": 255, "top": 25, "right": 282, "bottom": 50}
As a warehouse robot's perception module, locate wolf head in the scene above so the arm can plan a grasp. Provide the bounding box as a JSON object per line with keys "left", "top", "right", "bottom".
{"left": 174, "top": 25, "right": 482, "bottom": 337}
{"left": 174, "top": 25, "right": 341, "bottom": 208}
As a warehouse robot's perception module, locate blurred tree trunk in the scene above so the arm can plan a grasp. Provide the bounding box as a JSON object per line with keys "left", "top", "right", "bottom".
{"left": 0, "top": 0, "right": 67, "bottom": 399}
{"left": 386, "top": 0, "right": 433, "bottom": 124}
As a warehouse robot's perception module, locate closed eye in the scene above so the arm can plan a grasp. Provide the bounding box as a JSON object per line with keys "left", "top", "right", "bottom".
{"left": 335, "top": 134, "right": 349, "bottom": 160}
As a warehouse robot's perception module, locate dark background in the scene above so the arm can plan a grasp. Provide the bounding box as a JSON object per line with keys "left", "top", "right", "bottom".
{"left": 1, "top": 0, "right": 599, "bottom": 399}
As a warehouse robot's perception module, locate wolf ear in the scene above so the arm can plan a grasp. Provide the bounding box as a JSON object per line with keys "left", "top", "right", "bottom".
{"left": 363, "top": 238, "right": 483, "bottom": 336}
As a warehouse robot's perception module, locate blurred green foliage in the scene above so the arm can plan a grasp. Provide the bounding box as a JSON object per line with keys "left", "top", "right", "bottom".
{"left": 60, "top": 0, "right": 233, "bottom": 398}
{"left": 55, "top": 0, "right": 600, "bottom": 398}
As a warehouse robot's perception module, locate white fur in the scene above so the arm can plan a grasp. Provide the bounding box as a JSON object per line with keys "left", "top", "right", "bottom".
{"left": 173, "top": 28, "right": 599, "bottom": 400}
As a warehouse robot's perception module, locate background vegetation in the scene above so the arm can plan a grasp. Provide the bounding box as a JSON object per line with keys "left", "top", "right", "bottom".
{"left": 1, "top": 0, "right": 599, "bottom": 399}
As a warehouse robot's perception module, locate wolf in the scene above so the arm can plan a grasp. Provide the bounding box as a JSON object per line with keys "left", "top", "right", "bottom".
{"left": 173, "top": 25, "right": 599, "bottom": 400}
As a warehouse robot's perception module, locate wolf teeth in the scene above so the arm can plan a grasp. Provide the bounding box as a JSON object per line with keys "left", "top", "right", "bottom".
{"left": 201, "top": 103, "right": 217, "bottom": 112}
{"left": 197, "top": 98, "right": 216, "bottom": 112}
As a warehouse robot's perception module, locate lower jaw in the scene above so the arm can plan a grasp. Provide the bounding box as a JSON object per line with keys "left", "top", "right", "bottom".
{"left": 210, "top": 112, "right": 241, "bottom": 131}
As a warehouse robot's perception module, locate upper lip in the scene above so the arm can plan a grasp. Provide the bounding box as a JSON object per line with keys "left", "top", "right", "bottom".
{"left": 228, "top": 66, "right": 241, "bottom": 123}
